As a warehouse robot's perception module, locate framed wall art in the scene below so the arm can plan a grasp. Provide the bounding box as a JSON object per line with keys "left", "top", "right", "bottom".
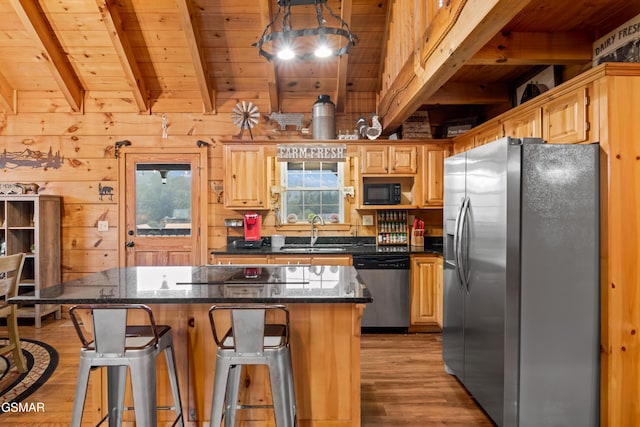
{"left": 512, "top": 65, "right": 562, "bottom": 107}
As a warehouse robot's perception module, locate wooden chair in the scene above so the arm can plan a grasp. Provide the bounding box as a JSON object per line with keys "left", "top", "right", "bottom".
{"left": 0, "top": 253, "right": 27, "bottom": 373}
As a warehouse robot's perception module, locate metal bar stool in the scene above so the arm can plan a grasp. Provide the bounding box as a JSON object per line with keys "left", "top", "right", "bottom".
{"left": 209, "top": 304, "right": 296, "bottom": 427}
{"left": 0, "top": 253, "right": 27, "bottom": 373}
{"left": 69, "top": 304, "right": 183, "bottom": 427}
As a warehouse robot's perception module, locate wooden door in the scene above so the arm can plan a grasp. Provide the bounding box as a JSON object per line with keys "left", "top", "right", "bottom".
{"left": 120, "top": 149, "right": 207, "bottom": 267}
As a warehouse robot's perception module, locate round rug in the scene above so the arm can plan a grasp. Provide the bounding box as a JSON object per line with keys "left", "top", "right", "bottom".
{"left": 0, "top": 338, "right": 58, "bottom": 412}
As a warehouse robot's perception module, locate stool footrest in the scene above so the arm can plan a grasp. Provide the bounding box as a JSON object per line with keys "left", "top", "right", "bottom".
{"left": 236, "top": 404, "right": 274, "bottom": 409}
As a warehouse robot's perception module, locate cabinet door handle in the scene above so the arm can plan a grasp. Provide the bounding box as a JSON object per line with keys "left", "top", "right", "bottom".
{"left": 126, "top": 241, "right": 135, "bottom": 247}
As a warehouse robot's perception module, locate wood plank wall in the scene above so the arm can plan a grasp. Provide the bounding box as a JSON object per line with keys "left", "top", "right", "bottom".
{"left": 0, "top": 109, "right": 446, "bottom": 281}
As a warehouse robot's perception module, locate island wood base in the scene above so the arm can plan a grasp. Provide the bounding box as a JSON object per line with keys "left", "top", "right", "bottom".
{"left": 89, "top": 303, "right": 366, "bottom": 426}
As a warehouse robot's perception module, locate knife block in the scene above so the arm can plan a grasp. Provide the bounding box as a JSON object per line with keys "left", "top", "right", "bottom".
{"left": 411, "top": 228, "right": 424, "bottom": 248}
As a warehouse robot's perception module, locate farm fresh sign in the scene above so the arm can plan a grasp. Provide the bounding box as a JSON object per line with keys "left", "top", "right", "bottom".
{"left": 276, "top": 144, "right": 346, "bottom": 161}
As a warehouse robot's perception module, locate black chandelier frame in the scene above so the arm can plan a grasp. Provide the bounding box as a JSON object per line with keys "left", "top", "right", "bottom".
{"left": 253, "top": 0, "right": 358, "bottom": 61}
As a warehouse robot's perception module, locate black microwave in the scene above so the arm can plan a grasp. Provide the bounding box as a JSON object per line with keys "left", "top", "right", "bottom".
{"left": 363, "top": 183, "right": 401, "bottom": 205}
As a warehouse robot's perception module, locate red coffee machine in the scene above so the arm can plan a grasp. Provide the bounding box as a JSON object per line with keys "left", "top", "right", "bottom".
{"left": 240, "top": 212, "right": 263, "bottom": 248}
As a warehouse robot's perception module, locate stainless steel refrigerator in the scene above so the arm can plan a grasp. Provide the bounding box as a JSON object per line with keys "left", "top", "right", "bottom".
{"left": 442, "top": 137, "right": 600, "bottom": 427}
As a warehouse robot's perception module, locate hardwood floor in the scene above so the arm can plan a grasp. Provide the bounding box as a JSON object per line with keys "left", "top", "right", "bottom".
{"left": 1, "top": 318, "right": 494, "bottom": 426}
{"left": 361, "top": 333, "right": 494, "bottom": 426}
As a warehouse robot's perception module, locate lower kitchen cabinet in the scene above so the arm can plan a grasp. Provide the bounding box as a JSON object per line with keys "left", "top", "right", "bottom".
{"left": 210, "top": 254, "right": 270, "bottom": 265}
{"left": 409, "top": 255, "right": 442, "bottom": 332}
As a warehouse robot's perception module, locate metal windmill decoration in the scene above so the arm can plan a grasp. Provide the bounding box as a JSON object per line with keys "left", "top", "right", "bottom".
{"left": 231, "top": 101, "right": 260, "bottom": 140}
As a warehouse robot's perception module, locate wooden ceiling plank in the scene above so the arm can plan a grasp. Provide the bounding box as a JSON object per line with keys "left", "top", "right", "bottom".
{"left": 468, "top": 31, "right": 593, "bottom": 65}
{"left": 9, "top": 0, "right": 84, "bottom": 112}
{"left": 176, "top": 0, "right": 216, "bottom": 114}
{"left": 96, "top": 0, "right": 149, "bottom": 113}
{"left": 428, "top": 82, "right": 510, "bottom": 105}
{"left": 258, "top": 0, "right": 279, "bottom": 113}
{"left": 0, "top": 71, "right": 16, "bottom": 114}
{"left": 335, "top": 0, "right": 353, "bottom": 113}
{"left": 378, "top": 0, "right": 532, "bottom": 132}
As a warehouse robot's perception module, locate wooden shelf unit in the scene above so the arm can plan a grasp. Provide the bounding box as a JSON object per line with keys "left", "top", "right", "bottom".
{"left": 0, "top": 195, "right": 62, "bottom": 328}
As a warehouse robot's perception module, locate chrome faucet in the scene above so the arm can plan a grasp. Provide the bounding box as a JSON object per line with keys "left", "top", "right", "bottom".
{"left": 309, "top": 214, "right": 325, "bottom": 246}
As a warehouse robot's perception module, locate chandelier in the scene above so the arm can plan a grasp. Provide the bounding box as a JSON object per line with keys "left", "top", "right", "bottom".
{"left": 254, "top": 0, "right": 358, "bottom": 61}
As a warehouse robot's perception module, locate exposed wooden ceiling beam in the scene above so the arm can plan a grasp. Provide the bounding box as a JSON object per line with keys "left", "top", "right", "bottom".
{"left": 96, "top": 0, "right": 149, "bottom": 113}
{"left": 468, "top": 31, "right": 593, "bottom": 65}
{"left": 176, "top": 0, "right": 216, "bottom": 114}
{"left": 258, "top": 0, "right": 280, "bottom": 113}
{"left": 0, "top": 71, "right": 16, "bottom": 114}
{"left": 10, "top": 0, "right": 84, "bottom": 112}
{"left": 428, "top": 82, "right": 510, "bottom": 105}
{"left": 335, "top": 0, "right": 353, "bottom": 113}
{"left": 378, "top": 0, "right": 532, "bottom": 132}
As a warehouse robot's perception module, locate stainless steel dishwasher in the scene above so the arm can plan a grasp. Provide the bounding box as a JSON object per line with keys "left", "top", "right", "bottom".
{"left": 354, "top": 254, "right": 410, "bottom": 333}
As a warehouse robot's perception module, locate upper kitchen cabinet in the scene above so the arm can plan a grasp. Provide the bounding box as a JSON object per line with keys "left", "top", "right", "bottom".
{"left": 502, "top": 108, "right": 542, "bottom": 139}
{"left": 224, "top": 145, "right": 268, "bottom": 209}
{"left": 360, "top": 145, "right": 418, "bottom": 175}
{"left": 473, "top": 122, "right": 504, "bottom": 148}
{"left": 542, "top": 85, "right": 593, "bottom": 144}
{"left": 419, "top": 143, "right": 452, "bottom": 208}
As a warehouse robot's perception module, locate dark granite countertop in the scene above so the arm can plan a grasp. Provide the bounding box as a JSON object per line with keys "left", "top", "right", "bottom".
{"left": 211, "top": 236, "right": 443, "bottom": 257}
{"left": 9, "top": 265, "right": 372, "bottom": 305}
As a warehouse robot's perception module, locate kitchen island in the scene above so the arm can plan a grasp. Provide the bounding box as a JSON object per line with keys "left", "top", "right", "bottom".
{"left": 11, "top": 265, "right": 372, "bottom": 427}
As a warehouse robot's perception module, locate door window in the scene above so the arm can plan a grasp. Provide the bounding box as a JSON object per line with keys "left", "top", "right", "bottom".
{"left": 135, "top": 163, "right": 192, "bottom": 236}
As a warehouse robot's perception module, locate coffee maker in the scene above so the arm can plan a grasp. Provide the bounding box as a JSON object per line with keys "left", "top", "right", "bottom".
{"left": 238, "top": 212, "right": 263, "bottom": 248}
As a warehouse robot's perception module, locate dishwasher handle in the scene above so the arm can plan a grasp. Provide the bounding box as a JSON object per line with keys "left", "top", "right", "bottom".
{"left": 353, "top": 255, "right": 410, "bottom": 270}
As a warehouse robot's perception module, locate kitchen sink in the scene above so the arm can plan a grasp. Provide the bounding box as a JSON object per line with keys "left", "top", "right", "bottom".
{"left": 278, "top": 245, "right": 346, "bottom": 253}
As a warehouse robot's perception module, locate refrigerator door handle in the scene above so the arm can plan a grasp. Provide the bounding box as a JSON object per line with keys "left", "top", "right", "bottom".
{"left": 453, "top": 197, "right": 466, "bottom": 289}
{"left": 458, "top": 196, "right": 471, "bottom": 292}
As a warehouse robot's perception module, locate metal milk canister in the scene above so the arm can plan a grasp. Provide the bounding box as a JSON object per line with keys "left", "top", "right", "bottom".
{"left": 312, "top": 94, "right": 335, "bottom": 140}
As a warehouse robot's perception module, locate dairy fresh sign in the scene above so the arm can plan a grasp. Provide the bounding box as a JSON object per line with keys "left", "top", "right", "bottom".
{"left": 593, "top": 13, "right": 640, "bottom": 66}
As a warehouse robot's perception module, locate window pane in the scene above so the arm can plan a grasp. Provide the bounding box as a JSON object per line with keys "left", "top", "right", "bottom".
{"left": 286, "top": 190, "right": 302, "bottom": 205}
{"left": 303, "top": 191, "right": 320, "bottom": 205}
{"left": 322, "top": 162, "right": 338, "bottom": 172}
{"left": 322, "top": 190, "right": 339, "bottom": 205}
{"left": 135, "top": 163, "right": 191, "bottom": 236}
{"left": 304, "top": 205, "right": 322, "bottom": 218}
{"left": 321, "top": 172, "right": 338, "bottom": 187}
{"left": 288, "top": 172, "right": 304, "bottom": 187}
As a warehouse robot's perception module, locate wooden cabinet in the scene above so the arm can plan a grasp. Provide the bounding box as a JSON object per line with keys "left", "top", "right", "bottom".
{"left": 269, "top": 255, "right": 312, "bottom": 265}
{"left": 224, "top": 144, "right": 267, "bottom": 209}
{"left": 0, "top": 195, "right": 61, "bottom": 328}
{"left": 502, "top": 107, "right": 542, "bottom": 138}
{"left": 360, "top": 145, "right": 417, "bottom": 175}
{"left": 474, "top": 123, "right": 504, "bottom": 147}
{"left": 209, "top": 254, "right": 270, "bottom": 265}
{"left": 419, "top": 144, "right": 451, "bottom": 208}
{"left": 542, "top": 85, "right": 592, "bottom": 144}
{"left": 409, "top": 255, "right": 442, "bottom": 331}
{"left": 453, "top": 132, "right": 474, "bottom": 154}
